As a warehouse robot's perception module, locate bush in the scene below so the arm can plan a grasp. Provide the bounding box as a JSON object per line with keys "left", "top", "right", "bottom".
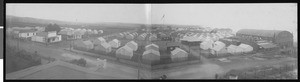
{"left": 70, "top": 58, "right": 87, "bottom": 67}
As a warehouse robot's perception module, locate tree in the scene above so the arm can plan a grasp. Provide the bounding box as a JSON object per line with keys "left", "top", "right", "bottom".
{"left": 45, "top": 23, "right": 61, "bottom": 32}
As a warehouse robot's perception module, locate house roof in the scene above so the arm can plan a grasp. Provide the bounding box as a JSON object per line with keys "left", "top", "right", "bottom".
{"left": 236, "top": 29, "right": 292, "bottom": 38}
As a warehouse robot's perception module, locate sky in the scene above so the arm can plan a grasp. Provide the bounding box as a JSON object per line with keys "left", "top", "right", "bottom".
{"left": 6, "top": 3, "right": 297, "bottom": 41}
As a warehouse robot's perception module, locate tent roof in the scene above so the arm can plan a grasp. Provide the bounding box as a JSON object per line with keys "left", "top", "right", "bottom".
{"left": 171, "top": 48, "right": 187, "bottom": 55}
{"left": 143, "top": 49, "right": 160, "bottom": 56}
{"left": 145, "top": 43, "right": 159, "bottom": 49}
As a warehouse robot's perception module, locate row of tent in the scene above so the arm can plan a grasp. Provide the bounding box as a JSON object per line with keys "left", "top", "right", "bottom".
{"left": 179, "top": 32, "right": 234, "bottom": 42}
{"left": 116, "top": 31, "right": 158, "bottom": 41}
{"left": 60, "top": 27, "right": 104, "bottom": 35}
{"left": 200, "top": 39, "right": 254, "bottom": 55}
{"left": 117, "top": 42, "right": 189, "bottom": 62}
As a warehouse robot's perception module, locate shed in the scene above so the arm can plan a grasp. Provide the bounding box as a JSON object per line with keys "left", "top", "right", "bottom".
{"left": 171, "top": 48, "right": 188, "bottom": 62}
{"left": 125, "top": 41, "right": 138, "bottom": 51}
{"left": 108, "top": 39, "right": 121, "bottom": 48}
{"left": 236, "top": 29, "right": 293, "bottom": 48}
{"left": 116, "top": 46, "right": 134, "bottom": 60}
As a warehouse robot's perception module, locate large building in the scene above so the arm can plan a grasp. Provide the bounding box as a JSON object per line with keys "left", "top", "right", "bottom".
{"left": 236, "top": 29, "right": 293, "bottom": 48}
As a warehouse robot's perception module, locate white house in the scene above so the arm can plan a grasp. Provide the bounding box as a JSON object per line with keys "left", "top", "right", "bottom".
{"left": 116, "top": 46, "right": 134, "bottom": 60}
{"left": 15, "top": 29, "right": 37, "bottom": 38}
{"left": 108, "top": 39, "right": 121, "bottom": 48}
{"left": 31, "top": 31, "right": 62, "bottom": 43}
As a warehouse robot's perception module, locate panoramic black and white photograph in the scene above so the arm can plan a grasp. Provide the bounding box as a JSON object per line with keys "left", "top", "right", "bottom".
{"left": 5, "top": 3, "right": 298, "bottom": 79}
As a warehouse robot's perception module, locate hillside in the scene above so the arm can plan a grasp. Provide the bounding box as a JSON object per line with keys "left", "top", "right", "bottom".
{"left": 6, "top": 15, "right": 144, "bottom": 29}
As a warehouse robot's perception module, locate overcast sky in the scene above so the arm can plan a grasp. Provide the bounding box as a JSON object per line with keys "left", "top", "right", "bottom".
{"left": 6, "top": 3, "right": 297, "bottom": 41}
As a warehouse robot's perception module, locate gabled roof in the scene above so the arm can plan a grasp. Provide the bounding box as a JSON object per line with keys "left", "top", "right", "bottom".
{"left": 171, "top": 48, "right": 187, "bottom": 55}
{"left": 145, "top": 43, "right": 159, "bottom": 49}
{"left": 143, "top": 49, "right": 160, "bottom": 56}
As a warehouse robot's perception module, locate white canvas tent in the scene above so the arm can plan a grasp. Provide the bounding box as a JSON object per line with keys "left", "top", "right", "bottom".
{"left": 125, "top": 41, "right": 138, "bottom": 51}
{"left": 171, "top": 48, "right": 188, "bottom": 61}
{"left": 108, "top": 39, "right": 121, "bottom": 48}
{"left": 200, "top": 39, "right": 214, "bottom": 50}
{"left": 142, "top": 49, "right": 160, "bottom": 61}
{"left": 116, "top": 46, "right": 134, "bottom": 60}
{"left": 238, "top": 43, "right": 253, "bottom": 53}
{"left": 211, "top": 41, "right": 226, "bottom": 51}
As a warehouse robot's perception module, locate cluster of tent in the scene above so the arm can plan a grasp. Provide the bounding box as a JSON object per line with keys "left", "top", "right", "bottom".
{"left": 137, "top": 33, "right": 148, "bottom": 40}
{"left": 74, "top": 37, "right": 121, "bottom": 54}
{"left": 200, "top": 39, "right": 254, "bottom": 55}
{"left": 180, "top": 32, "right": 234, "bottom": 42}
{"left": 149, "top": 34, "right": 158, "bottom": 41}
{"left": 142, "top": 44, "right": 160, "bottom": 62}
